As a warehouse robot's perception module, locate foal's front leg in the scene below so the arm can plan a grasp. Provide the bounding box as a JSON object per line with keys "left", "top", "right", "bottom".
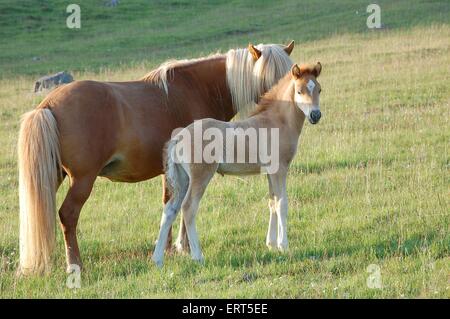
{"left": 266, "top": 175, "right": 278, "bottom": 250}
{"left": 268, "top": 171, "right": 288, "bottom": 251}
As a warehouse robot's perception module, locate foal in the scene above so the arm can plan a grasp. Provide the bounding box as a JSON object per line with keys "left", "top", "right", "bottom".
{"left": 152, "top": 63, "right": 322, "bottom": 266}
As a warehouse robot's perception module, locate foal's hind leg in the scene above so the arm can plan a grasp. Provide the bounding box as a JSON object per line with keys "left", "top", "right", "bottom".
{"left": 182, "top": 164, "right": 217, "bottom": 263}
{"left": 58, "top": 175, "right": 96, "bottom": 272}
{"left": 174, "top": 213, "right": 189, "bottom": 254}
{"left": 152, "top": 198, "right": 180, "bottom": 267}
{"left": 153, "top": 172, "right": 188, "bottom": 267}
{"left": 164, "top": 176, "right": 190, "bottom": 254}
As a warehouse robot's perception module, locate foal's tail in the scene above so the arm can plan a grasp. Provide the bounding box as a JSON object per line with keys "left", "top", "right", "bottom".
{"left": 164, "top": 139, "right": 189, "bottom": 205}
{"left": 18, "top": 108, "right": 61, "bottom": 275}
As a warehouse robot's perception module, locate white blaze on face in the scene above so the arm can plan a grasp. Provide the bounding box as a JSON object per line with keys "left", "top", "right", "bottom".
{"left": 295, "top": 80, "right": 315, "bottom": 117}
{"left": 306, "top": 79, "right": 315, "bottom": 95}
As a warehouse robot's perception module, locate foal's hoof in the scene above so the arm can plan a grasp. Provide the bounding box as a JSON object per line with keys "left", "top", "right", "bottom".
{"left": 151, "top": 257, "right": 164, "bottom": 268}
{"left": 266, "top": 241, "right": 277, "bottom": 250}
{"left": 277, "top": 245, "right": 289, "bottom": 252}
{"left": 192, "top": 256, "right": 205, "bottom": 265}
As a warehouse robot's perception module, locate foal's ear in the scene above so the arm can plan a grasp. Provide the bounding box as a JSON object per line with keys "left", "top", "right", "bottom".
{"left": 313, "top": 62, "right": 322, "bottom": 77}
{"left": 284, "top": 40, "right": 295, "bottom": 55}
{"left": 291, "top": 64, "right": 302, "bottom": 79}
{"left": 248, "top": 43, "right": 262, "bottom": 61}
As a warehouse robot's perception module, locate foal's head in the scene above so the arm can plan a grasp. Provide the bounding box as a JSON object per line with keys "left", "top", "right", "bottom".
{"left": 291, "top": 63, "right": 322, "bottom": 124}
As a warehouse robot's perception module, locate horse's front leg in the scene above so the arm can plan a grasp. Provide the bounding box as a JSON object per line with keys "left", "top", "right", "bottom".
{"left": 268, "top": 171, "right": 288, "bottom": 251}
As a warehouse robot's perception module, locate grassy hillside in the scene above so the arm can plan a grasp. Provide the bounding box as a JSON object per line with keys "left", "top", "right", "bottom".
{"left": 0, "top": 1, "right": 449, "bottom": 298}
{"left": 0, "top": 0, "right": 449, "bottom": 76}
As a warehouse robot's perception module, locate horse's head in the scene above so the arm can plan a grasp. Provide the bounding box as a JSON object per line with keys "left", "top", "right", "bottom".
{"left": 291, "top": 62, "right": 322, "bottom": 124}
{"left": 226, "top": 41, "right": 294, "bottom": 115}
{"left": 248, "top": 41, "right": 295, "bottom": 97}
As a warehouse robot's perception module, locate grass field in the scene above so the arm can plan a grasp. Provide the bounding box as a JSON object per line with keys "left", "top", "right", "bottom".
{"left": 0, "top": 1, "right": 449, "bottom": 298}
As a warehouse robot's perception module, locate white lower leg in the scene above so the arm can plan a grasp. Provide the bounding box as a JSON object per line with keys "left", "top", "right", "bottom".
{"left": 152, "top": 205, "right": 177, "bottom": 266}
{"left": 266, "top": 199, "right": 278, "bottom": 249}
{"left": 276, "top": 197, "right": 288, "bottom": 251}
{"left": 184, "top": 216, "right": 203, "bottom": 262}
{"left": 175, "top": 217, "right": 189, "bottom": 254}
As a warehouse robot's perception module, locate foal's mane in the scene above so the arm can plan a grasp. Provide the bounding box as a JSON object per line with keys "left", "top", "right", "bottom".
{"left": 141, "top": 44, "right": 293, "bottom": 115}
{"left": 250, "top": 72, "right": 293, "bottom": 116}
{"left": 250, "top": 64, "right": 320, "bottom": 116}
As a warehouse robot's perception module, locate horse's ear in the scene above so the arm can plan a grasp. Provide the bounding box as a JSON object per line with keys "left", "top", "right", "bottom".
{"left": 248, "top": 43, "right": 262, "bottom": 61}
{"left": 291, "top": 64, "right": 301, "bottom": 79}
{"left": 313, "top": 62, "right": 322, "bottom": 77}
{"left": 284, "top": 40, "right": 295, "bottom": 55}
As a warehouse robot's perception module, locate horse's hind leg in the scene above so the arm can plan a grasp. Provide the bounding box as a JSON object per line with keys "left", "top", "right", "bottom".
{"left": 58, "top": 175, "right": 96, "bottom": 272}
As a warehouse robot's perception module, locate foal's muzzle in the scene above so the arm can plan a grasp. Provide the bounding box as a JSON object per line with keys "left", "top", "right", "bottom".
{"left": 309, "top": 110, "right": 322, "bottom": 124}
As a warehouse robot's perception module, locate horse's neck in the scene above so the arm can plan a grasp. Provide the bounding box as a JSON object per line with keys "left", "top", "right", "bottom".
{"left": 182, "top": 56, "right": 236, "bottom": 121}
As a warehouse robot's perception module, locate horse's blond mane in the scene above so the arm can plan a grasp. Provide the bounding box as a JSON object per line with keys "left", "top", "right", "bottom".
{"left": 141, "top": 53, "right": 224, "bottom": 94}
{"left": 141, "top": 44, "right": 293, "bottom": 116}
{"left": 227, "top": 44, "right": 293, "bottom": 116}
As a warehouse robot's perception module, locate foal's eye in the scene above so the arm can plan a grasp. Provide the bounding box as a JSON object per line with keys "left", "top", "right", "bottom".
{"left": 319, "top": 88, "right": 322, "bottom": 94}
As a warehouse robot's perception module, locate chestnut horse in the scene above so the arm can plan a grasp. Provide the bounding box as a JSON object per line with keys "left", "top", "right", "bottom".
{"left": 18, "top": 41, "right": 294, "bottom": 274}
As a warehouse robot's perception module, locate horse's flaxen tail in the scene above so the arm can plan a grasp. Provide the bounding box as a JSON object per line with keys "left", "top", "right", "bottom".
{"left": 18, "top": 108, "right": 61, "bottom": 275}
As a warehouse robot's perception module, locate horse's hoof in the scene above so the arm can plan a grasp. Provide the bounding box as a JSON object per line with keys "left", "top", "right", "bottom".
{"left": 266, "top": 241, "right": 277, "bottom": 250}
{"left": 277, "top": 245, "right": 288, "bottom": 252}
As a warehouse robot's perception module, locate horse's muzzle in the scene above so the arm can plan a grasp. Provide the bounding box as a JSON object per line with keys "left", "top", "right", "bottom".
{"left": 309, "top": 110, "right": 322, "bottom": 124}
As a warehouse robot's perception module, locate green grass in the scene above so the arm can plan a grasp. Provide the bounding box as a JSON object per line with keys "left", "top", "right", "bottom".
{"left": 1, "top": 0, "right": 449, "bottom": 76}
{"left": 0, "top": 1, "right": 449, "bottom": 298}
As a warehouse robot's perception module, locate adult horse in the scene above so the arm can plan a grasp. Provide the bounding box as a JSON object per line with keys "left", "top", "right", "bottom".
{"left": 18, "top": 41, "right": 294, "bottom": 274}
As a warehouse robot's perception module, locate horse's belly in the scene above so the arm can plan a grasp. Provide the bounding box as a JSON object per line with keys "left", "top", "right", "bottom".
{"left": 99, "top": 151, "right": 163, "bottom": 183}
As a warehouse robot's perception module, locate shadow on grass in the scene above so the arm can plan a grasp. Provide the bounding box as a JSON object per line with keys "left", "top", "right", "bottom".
{"left": 3, "top": 229, "right": 444, "bottom": 279}
{"left": 206, "top": 230, "right": 444, "bottom": 270}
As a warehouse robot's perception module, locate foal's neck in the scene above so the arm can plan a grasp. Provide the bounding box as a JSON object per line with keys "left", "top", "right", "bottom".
{"left": 253, "top": 78, "right": 306, "bottom": 134}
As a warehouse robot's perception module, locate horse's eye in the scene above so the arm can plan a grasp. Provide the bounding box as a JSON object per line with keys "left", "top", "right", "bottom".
{"left": 319, "top": 89, "right": 322, "bottom": 94}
